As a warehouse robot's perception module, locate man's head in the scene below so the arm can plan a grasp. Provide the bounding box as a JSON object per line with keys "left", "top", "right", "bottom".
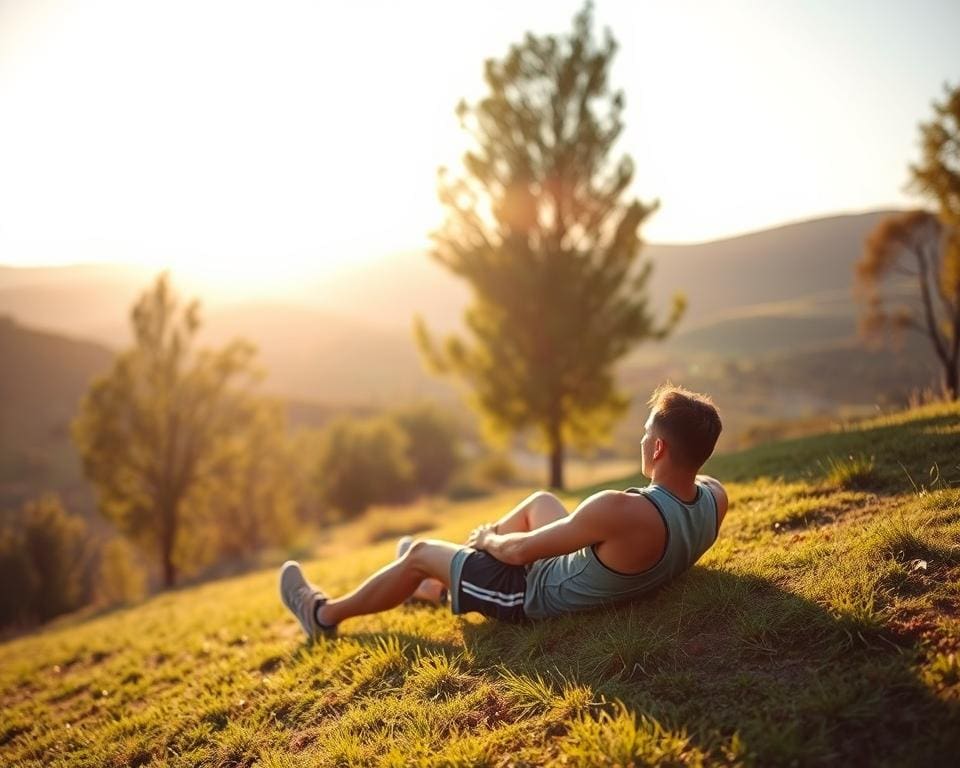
{"left": 641, "top": 384, "right": 722, "bottom": 478}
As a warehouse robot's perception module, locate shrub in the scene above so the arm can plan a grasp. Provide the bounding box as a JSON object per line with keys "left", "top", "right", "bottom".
{"left": 315, "top": 416, "right": 416, "bottom": 518}
{"left": 0, "top": 495, "right": 92, "bottom": 628}
{"left": 0, "top": 528, "right": 36, "bottom": 627}
{"left": 391, "top": 403, "right": 464, "bottom": 494}
{"left": 96, "top": 537, "right": 147, "bottom": 607}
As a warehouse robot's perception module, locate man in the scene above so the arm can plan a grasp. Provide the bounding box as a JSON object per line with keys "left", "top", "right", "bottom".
{"left": 280, "top": 384, "right": 727, "bottom": 639}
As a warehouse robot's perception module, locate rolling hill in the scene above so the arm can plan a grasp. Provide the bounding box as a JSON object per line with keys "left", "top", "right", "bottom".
{"left": 2, "top": 400, "right": 958, "bottom": 766}
{"left": 0, "top": 208, "right": 941, "bottom": 457}
{"left": 0, "top": 210, "right": 907, "bottom": 395}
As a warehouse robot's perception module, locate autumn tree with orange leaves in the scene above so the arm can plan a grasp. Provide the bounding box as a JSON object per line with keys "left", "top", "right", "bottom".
{"left": 857, "top": 83, "right": 960, "bottom": 400}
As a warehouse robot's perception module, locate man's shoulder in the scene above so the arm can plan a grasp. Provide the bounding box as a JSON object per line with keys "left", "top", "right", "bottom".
{"left": 604, "top": 487, "right": 665, "bottom": 528}
{"left": 696, "top": 475, "right": 729, "bottom": 523}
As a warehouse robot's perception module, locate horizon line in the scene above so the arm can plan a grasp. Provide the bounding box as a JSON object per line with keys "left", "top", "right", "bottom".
{"left": 0, "top": 205, "right": 915, "bottom": 271}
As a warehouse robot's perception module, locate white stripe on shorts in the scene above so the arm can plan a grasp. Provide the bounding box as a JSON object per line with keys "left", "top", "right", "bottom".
{"left": 461, "top": 579, "right": 524, "bottom": 601}
{"left": 461, "top": 582, "right": 525, "bottom": 607}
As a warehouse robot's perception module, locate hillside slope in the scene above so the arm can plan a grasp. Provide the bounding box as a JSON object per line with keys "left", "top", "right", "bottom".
{"left": 0, "top": 316, "right": 113, "bottom": 519}
{"left": 2, "top": 401, "right": 958, "bottom": 766}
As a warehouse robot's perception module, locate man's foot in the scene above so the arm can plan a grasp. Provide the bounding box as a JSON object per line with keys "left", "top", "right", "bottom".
{"left": 396, "top": 537, "right": 448, "bottom": 606}
{"left": 279, "top": 560, "right": 336, "bottom": 641}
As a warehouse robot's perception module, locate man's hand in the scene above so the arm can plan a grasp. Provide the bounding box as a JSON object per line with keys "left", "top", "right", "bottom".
{"left": 467, "top": 523, "right": 497, "bottom": 551}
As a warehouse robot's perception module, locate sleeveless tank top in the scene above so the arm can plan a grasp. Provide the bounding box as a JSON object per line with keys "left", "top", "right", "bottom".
{"left": 522, "top": 481, "right": 719, "bottom": 619}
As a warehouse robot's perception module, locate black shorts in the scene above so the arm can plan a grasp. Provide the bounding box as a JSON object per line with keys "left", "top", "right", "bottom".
{"left": 449, "top": 548, "right": 528, "bottom": 623}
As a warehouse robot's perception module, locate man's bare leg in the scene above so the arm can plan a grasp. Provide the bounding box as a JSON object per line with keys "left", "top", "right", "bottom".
{"left": 318, "top": 540, "right": 460, "bottom": 626}
{"left": 492, "top": 490, "right": 569, "bottom": 534}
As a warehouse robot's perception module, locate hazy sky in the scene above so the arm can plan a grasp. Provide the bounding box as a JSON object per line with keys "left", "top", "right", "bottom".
{"left": 1, "top": 0, "right": 958, "bottom": 294}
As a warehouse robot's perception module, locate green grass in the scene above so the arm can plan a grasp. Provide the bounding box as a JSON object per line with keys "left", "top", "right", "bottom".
{"left": 2, "top": 402, "right": 960, "bottom": 766}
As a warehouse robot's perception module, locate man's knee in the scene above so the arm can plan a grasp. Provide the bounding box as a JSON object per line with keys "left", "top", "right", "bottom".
{"left": 403, "top": 538, "right": 457, "bottom": 583}
{"left": 405, "top": 538, "right": 430, "bottom": 563}
{"left": 527, "top": 490, "right": 560, "bottom": 512}
{"left": 530, "top": 491, "right": 566, "bottom": 514}
{"left": 403, "top": 538, "right": 443, "bottom": 572}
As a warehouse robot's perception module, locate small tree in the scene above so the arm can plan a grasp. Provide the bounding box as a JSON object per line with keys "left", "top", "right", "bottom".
{"left": 858, "top": 83, "right": 960, "bottom": 399}
{"left": 73, "top": 274, "right": 261, "bottom": 587}
{"left": 414, "top": 3, "right": 683, "bottom": 489}
{"left": 315, "top": 416, "right": 415, "bottom": 518}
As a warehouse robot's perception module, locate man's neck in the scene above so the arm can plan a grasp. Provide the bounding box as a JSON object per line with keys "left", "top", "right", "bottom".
{"left": 649, "top": 467, "right": 698, "bottom": 503}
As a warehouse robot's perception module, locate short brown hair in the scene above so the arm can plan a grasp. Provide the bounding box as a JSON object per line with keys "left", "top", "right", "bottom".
{"left": 647, "top": 384, "right": 722, "bottom": 470}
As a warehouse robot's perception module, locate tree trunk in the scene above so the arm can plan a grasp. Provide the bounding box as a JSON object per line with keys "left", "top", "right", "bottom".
{"left": 548, "top": 428, "right": 565, "bottom": 491}
{"left": 160, "top": 508, "right": 177, "bottom": 588}
{"left": 162, "top": 549, "right": 176, "bottom": 589}
{"left": 946, "top": 362, "right": 959, "bottom": 402}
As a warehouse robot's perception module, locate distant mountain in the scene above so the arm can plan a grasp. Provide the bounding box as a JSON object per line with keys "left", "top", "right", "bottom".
{"left": 0, "top": 208, "right": 946, "bottom": 501}
{"left": 308, "top": 209, "right": 901, "bottom": 335}
{"left": 0, "top": 316, "right": 113, "bottom": 518}
{"left": 201, "top": 302, "right": 458, "bottom": 404}
{"left": 0, "top": 209, "right": 926, "bottom": 415}
{"left": 0, "top": 263, "right": 155, "bottom": 346}
{"left": 643, "top": 210, "right": 900, "bottom": 324}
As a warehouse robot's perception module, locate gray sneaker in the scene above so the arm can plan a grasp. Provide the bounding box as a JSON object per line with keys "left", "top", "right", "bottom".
{"left": 279, "top": 560, "right": 335, "bottom": 641}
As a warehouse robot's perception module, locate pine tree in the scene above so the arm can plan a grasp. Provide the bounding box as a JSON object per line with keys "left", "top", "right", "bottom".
{"left": 414, "top": 3, "right": 683, "bottom": 489}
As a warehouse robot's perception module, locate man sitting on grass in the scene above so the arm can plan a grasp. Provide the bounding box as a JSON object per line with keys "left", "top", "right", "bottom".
{"left": 280, "top": 384, "right": 727, "bottom": 638}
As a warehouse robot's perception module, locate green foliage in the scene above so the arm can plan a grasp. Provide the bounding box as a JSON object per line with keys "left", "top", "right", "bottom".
{"left": 96, "top": 537, "right": 147, "bottom": 607}
{"left": 202, "top": 399, "right": 300, "bottom": 562}
{"left": 315, "top": 415, "right": 415, "bottom": 518}
{"left": 415, "top": 2, "right": 683, "bottom": 490}
{"left": 0, "top": 526, "right": 35, "bottom": 626}
{"left": 72, "top": 273, "right": 268, "bottom": 587}
{"left": 390, "top": 402, "right": 463, "bottom": 494}
{"left": 0, "top": 495, "right": 91, "bottom": 627}
{"left": 909, "top": 81, "right": 960, "bottom": 227}
{"left": 445, "top": 450, "right": 518, "bottom": 500}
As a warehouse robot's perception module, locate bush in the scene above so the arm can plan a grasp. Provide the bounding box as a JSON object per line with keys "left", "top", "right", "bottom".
{"left": 444, "top": 451, "right": 518, "bottom": 500}
{"left": 472, "top": 451, "right": 518, "bottom": 487}
{"left": 96, "top": 537, "right": 147, "bottom": 607}
{"left": 391, "top": 403, "right": 464, "bottom": 494}
{"left": 0, "top": 528, "right": 37, "bottom": 627}
{"left": 315, "top": 416, "right": 416, "bottom": 518}
{"left": 0, "top": 495, "right": 92, "bottom": 628}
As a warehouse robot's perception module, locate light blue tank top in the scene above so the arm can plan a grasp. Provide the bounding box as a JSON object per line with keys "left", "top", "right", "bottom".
{"left": 522, "top": 481, "right": 719, "bottom": 619}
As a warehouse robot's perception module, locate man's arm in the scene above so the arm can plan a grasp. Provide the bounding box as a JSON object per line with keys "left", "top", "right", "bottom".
{"left": 467, "top": 490, "right": 640, "bottom": 566}
{"left": 696, "top": 474, "right": 729, "bottom": 525}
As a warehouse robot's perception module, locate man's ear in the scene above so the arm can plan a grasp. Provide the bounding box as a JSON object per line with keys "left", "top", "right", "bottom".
{"left": 653, "top": 437, "right": 665, "bottom": 461}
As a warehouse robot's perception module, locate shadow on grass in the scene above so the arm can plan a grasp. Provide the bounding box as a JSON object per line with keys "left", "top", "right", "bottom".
{"left": 458, "top": 566, "right": 960, "bottom": 766}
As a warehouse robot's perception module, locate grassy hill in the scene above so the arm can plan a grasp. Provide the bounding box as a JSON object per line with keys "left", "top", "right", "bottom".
{"left": 2, "top": 401, "right": 958, "bottom": 766}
